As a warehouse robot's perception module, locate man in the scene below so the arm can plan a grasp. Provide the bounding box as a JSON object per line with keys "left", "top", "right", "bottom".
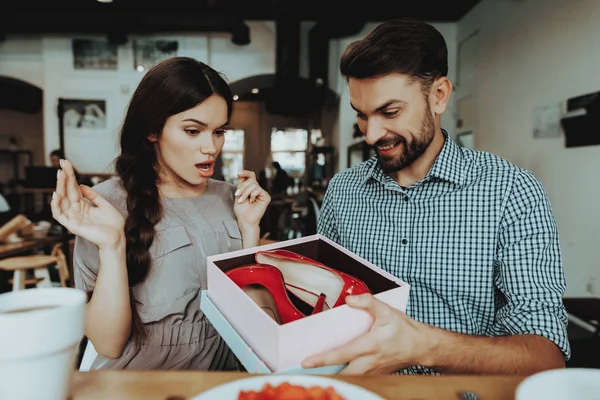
{"left": 271, "top": 161, "right": 293, "bottom": 196}
{"left": 302, "top": 18, "right": 569, "bottom": 375}
{"left": 49, "top": 149, "right": 90, "bottom": 186}
{"left": 49, "top": 149, "right": 64, "bottom": 168}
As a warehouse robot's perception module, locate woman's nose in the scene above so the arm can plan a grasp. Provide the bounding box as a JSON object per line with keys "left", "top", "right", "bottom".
{"left": 200, "top": 138, "right": 217, "bottom": 154}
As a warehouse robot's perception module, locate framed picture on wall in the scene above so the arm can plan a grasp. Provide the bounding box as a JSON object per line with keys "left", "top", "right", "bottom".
{"left": 57, "top": 96, "right": 115, "bottom": 174}
{"left": 133, "top": 39, "right": 178, "bottom": 72}
{"left": 59, "top": 98, "right": 107, "bottom": 136}
{"left": 72, "top": 39, "right": 118, "bottom": 70}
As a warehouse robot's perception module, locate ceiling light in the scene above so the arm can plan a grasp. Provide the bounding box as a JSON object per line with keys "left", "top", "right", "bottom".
{"left": 233, "top": 95, "right": 239, "bottom": 101}
{"left": 251, "top": 88, "right": 259, "bottom": 94}
{"left": 97, "top": 0, "right": 113, "bottom": 3}
{"left": 136, "top": 65, "right": 144, "bottom": 72}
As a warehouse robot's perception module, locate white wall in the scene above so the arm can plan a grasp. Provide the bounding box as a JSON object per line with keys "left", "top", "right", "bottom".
{"left": 0, "top": 22, "right": 277, "bottom": 173}
{"left": 333, "top": 23, "right": 458, "bottom": 171}
{"left": 0, "top": 36, "right": 44, "bottom": 88}
{"left": 209, "top": 22, "right": 276, "bottom": 83}
{"left": 39, "top": 25, "right": 278, "bottom": 174}
{"left": 1, "top": 20, "right": 457, "bottom": 175}
{"left": 40, "top": 35, "right": 153, "bottom": 173}
{"left": 457, "top": 0, "right": 600, "bottom": 297}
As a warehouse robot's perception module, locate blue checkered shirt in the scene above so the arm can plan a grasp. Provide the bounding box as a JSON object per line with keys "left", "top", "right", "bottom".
{"left": 317, "top": 132, "right": 570, "bottom": 375}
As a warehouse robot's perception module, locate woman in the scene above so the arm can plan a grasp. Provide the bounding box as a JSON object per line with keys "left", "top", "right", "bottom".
{"left": 50, "top": 57, "right": 271, "bottom": 370}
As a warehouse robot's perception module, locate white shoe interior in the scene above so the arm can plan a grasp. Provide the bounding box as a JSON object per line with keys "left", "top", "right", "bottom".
{"left": 256, "top": 253, "right": 344, "bottom": 308}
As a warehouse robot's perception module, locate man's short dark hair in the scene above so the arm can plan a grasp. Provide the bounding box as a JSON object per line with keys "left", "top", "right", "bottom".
{"left": 340, "top": 18, "right": 448, "bottom": 93}
{"left": 50, "top": 149, "right": 64, "bottom": 158}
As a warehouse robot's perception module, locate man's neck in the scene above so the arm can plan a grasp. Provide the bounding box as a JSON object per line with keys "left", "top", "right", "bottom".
{"left": 388, "top": 128, "right": 446, "bottom": 187}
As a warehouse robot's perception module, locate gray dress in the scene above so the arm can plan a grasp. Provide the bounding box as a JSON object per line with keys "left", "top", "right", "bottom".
{"left": 74, "top": 177, "right": 241, "bottom": 370}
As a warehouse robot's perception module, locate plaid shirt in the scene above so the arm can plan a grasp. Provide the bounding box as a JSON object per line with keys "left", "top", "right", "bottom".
{"left": 317, "top": 132, "right": 570, "bottom": 375}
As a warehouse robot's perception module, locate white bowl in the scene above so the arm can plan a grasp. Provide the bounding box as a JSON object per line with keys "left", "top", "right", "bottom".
{"left": 0, "top": 288, "right": 86, "bottom": 400}
{"left": 516, "top": 368, "right": 600, "bottom": 400}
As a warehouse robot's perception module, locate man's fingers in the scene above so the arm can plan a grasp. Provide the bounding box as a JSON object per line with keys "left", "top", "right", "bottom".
{"left": 346, "top": 293, "right": 395, "bottom": 321}
{"left": 302, "top": 332, "right": 378, "bottom": 368}
{"left": 339, "top": 355, "right": 377, "bottom": 375}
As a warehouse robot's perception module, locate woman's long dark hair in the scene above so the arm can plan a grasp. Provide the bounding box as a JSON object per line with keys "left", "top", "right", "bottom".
{"left": 114, "top": 57, "right": 233, "bottom": 343}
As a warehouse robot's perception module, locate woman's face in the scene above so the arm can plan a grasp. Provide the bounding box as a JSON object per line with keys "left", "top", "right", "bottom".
{"left": 150, "top": 95, "right": 229, "bottom": 196}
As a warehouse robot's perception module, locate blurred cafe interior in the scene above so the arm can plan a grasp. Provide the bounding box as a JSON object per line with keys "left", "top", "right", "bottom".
{"left": 0, "top": 0, "right": 599, "bottom": 396}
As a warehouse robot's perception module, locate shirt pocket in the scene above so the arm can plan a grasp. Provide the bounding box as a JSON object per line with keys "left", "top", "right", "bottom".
{"left": 151, "top": 225, "right": 192, "bottom": 262}
{"left": 220, "top": 220, "right": 243, "bottom": 253}
{"left": 135, "top": 225, "right": 199, "bottom": 308}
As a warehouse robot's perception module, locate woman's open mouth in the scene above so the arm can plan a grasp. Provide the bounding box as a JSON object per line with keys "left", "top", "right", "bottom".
{"left": 195, "top": 161, "right": 215, "bottom": 177}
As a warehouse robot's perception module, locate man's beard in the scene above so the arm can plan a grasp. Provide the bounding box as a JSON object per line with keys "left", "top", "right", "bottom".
{"left": 374, "top": 107, "right": 436, "bottom": 174}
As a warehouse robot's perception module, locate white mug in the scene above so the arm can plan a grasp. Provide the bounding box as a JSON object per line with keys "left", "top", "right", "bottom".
{"left": 0, "top": 287, "right": 86, "bottom": 400}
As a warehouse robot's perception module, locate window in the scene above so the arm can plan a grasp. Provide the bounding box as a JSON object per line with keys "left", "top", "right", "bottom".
{"left": 310, "top": 129, "right": 324, "bottom": 146}
{"left": 270, "top": 128, "right": 308, "bottom": 179}
{"left": 221, "top": 129, "right": 245, "bottom": 183}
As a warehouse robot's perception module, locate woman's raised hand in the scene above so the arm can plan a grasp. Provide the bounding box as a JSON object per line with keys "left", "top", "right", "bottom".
{"left": 51, "top": 159, "right": 125, "bottom": 249}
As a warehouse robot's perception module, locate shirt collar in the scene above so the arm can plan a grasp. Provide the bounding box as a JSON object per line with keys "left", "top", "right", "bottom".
{"left": 360, "top": 130, "right": 467, "bottom": 187}
{"left": 427, "top": 130, "right": 467, "bottom": 186}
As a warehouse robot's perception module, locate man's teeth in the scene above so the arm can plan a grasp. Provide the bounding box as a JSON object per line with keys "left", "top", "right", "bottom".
{"left": 379, "top": 143, "right": 397, "bottom": 151}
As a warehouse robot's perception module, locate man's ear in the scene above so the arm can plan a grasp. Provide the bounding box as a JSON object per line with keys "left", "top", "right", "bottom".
{"left": 429, "top": 77, "right": 452, "bottom": 115}
{"left": 148, "top": 133, "right": 158, "bottom": 143}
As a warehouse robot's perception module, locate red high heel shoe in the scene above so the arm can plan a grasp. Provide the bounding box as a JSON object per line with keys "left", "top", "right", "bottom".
{"left": 225, "top": 264, "right": 327, "bottom": 324}
{"left": 255, "top": 249, "right": 371, "bottom": 310}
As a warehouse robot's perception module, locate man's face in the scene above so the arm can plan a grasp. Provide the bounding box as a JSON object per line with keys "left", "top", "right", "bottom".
{"left": 349, "top": 73, "right": 436, "bottom": 173}
{"left": 50, "top": 155, "right": 60, "bottom": 168}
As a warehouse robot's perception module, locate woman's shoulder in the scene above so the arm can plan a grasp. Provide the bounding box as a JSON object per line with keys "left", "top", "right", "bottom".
{"left": 90, "top": 176, "right": 127, "bottom": 211}
{"left": 208, "top": 179, "right": 236, "bottom": 197}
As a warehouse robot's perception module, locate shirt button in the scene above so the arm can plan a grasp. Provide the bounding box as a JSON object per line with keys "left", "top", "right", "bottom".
{"left": 416, "top": 371, "right": 424, "bottom": 375}
{"left": 404, "top": 195, "right": 409, "bottom": 202}
{"left": 401, "top": 238, "right": 408, "bottom": 245}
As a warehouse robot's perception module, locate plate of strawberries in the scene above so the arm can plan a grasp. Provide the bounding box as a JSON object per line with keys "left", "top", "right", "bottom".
{"left": 191, "top": 374, "right": 385, "bottom": 400}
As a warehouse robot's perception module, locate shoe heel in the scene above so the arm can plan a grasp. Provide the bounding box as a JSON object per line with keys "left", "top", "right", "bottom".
{"left": 311, "top": 293, "right": 327, "bottom": 315}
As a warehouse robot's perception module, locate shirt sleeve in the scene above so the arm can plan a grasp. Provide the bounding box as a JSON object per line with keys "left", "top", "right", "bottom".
{"left": 489, "top": 169, "right": 570, "bottom": 360}
{"left": 73, "top": 235, "right": 100, "bottom": 292}
{"left": 316, "top": 175, "right": 341, "bottom": 244}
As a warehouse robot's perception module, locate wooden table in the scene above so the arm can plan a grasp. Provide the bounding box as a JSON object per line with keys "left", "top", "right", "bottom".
{"left": 0, "top": 236, "right": 63, "bottom": 293}
{"left": 69, "top": 371, "right": 527, "bottom": 399}
{"left": 0, "top": 236, "right": 60, "bottom": 258}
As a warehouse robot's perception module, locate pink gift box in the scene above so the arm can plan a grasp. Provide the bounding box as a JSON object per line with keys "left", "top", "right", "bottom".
{"left": 205, "top": 234, "right": 410, "bottom": 373}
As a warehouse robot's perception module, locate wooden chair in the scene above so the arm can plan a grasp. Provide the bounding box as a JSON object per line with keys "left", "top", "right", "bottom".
{"left": 0, "top": 214, "right": 31, "bottom": 242}
{"left": 50, "top": 241, "right": 70, "bottom": 288}
{"left": 0, "top": 254, "right": 54, "bottom": 291}
{"left": 0, "top": 242, "right": 70, "bottom": 291}
{"left": 259, "top": 232, "right": 278, "bottom": 246}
